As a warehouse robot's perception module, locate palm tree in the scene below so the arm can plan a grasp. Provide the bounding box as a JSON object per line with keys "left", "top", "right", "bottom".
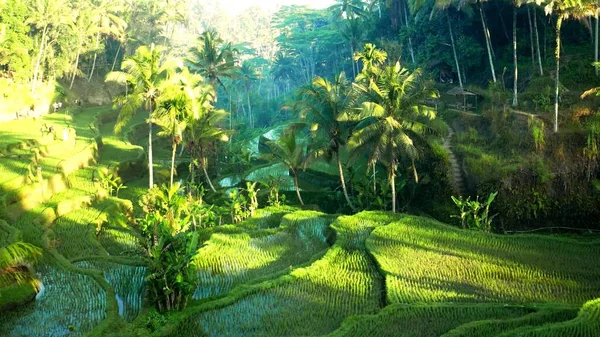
{"left": 155, "top": 71, "right": 205, "bottom": 188}
{"left": 183, "top": 92, "right": 230, "bottom": 192}
{"left": 543, "top": 0, "right": 594, "bottom": 132}
{"left": 187, "top": 29, "right": 238, "bottom": 95}
{"left": 87, "top": 0, "right": 126, "bottom": 82}
{"left": 342, "top": 62, "right": 441, "bottom": 213}
{"left": 106, "top": 44, "right": 181, "bottom": 189}
{"left": 0, "top": 241, "right": 42, "bottom": 289}
{"left": 353, "top": 43, "right": 387, "bottom": 77}
{"left": 26, "top": 0, "right": 70, "bottom": 93}
{"left": 297, "top": 73, "right": 357, "bottom": 211}
{"left": 238, "top": 61, "right": 259, "bottom": 128}
{"left": 262, "top": 125, "right": 307, "bottom": 206}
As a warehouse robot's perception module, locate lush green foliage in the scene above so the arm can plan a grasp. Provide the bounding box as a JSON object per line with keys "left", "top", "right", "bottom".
{"left": 368, "top": 215, "right": 600, "bottom": 304}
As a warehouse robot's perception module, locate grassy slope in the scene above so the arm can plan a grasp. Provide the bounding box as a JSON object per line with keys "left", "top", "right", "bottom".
{"left": 368, "top": 215, "right": 600, "bottom": 305}
{"left": 0, "top": 107, "right": 148, "bottom": 336}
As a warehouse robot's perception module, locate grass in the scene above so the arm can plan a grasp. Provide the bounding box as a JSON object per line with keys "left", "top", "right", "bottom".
{"left": 367, "top": 215, "right": 600, "bottom": 305}
{"left": 169, "top": 212, "right": 396, "bottom": 337}
{"left": 329, "top": 303, "right": 545, "bottom": 337}
{"left": 75, "top": 260, "right": 146, "bottom": 322}
{"left": 192, "top": 210, "right": 333, "bottom": 300}
{"left": 0, "top": 265, "right": 107, "bottom": 337}
{"left": 2, "top": 106, "right": 600, "bottom": 337}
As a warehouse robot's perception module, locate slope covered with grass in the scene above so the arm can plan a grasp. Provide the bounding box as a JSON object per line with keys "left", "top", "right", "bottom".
{"left": 367, "top": 215, "right": 600, "bottom": 305}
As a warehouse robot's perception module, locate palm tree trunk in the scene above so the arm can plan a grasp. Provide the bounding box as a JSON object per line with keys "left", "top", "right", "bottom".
{"left": 350, "top": 45, "right": 356, "bottom": 79}
{"left": 447, "top": 13, "right": 464, "bottom": 90}
{"left": 148, "top": 106, "right": 154, "bottom": 188}
{"left": 480, "top": 4, "right": 496, "bottom": 83}
{"left": 512, "top": 7, "right": 518, "bottom": 107}
{"left": 403, "top": 2, "right": 416, "bottom": 64}
{"left": 594, "top": 12, "right": 598, "bottom": 76}
{"left": 31, "top": 25, "right": 48, "bottom": 93}
{"left": 247, "top": 89, "right": 252, "bottom": 128}
{"left": 88, "top": 32, "right": 100, "bottom": 82}
{"left": 292, "top": 170, "right": 304, "bottom": 205}
{"left": 533, "top": 7, "right": 544, "bottom": 75}
{"left": 200, "top": 153, "right": 216, "bottom": 192}
{"left": 554, "top": 16, "right": 563, "bottom": 133}
{"left": 372, "top": 161, "right": 376, "bottom": 194}
{"left": 527, "top": 6, "right": 535, "bottom": 70}
{"left": 336, "top": 152, "right": 355, "bottom": 211}
{"left": 170, "top": 142, "right": 176, "bottom": 188}
{"left": 111, "top": 43, "right": 121, "bottom": 72}
{"left": 390, "top": 164, "right": 396, "bottom": 213}
{"left": 69, "top": 47, "right": 81, "bottom": 89}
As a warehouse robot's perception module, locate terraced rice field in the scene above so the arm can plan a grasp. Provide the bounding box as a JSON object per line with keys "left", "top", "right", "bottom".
{"left": 75, "top": 260, "right": 146, "bottom": 322}
{"left": 0, "top": 265, "right": 107, "bottom": 337}
{"left": 2, "top": 108, "right": 600, "bottom": 337}
{"left": 367, "top": 215, "right": 600, "bottom": 305}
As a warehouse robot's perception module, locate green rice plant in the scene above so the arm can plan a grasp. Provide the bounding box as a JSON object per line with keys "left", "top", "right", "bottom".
{"left": 330, "top": 303, "right": 539, "bottom": 337}
{"left": 75, "top": 260, "right": 146, "bottom": 322}
{"left": 442, "top": 305, "right": 578, "bottom": 336}
{"left": 174, "top": 213, "right": 388, "bottom": 337}
{"left": 0, "top": 265, "right": 107, "bottom": 337}
{"left": 367, "top": 215, "right": 600, "bottom": 305}
{"left": 498, "top": 298, "right": 600, "bottom": 337}
{"left": 97, "top": 227, "right": 143, "bottom": 256}
{"left": 53, "top": 208, "right": 109, "bottom": 259}
{"left": 191, "top": 211, "right": 332, "bottom": 300}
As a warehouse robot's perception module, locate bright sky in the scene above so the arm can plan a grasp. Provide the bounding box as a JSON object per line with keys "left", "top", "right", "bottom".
{"left": 222, "top": 0, "right": 335, "bottom": 15}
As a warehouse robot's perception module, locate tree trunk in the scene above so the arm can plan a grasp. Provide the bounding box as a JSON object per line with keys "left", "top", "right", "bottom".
{"left": 189, "top": 153, "right": 195, "bottom": 185}
{"left": 512, "top": 7, "right": 518, "bottom": 107}
{"left": 447, "top": 13, "right": 464, "bottom": 90}
{"left": 372, "top": 161, "right": 377, "bottom": 194}
{"left": 403, "top": 2, "right": 416, "bottom": 64}
{"left": 148, "top": 106, "right": 154, "bottom": 188}
{"left": 378, "top": 0, "right": 382, "bottom": 18}
{"left": 480, "top": 4, "right": 496, "bottom": 83}
{"left": 111, "top": 43, "right": 121, "bottom": 72}
{"left": 496, "top": 1, "right": 511, "bottom": 41}
{"left": 527, "top": 6, "right": 535, "bottom": 70}
{"left": 200, "top": 154, "right": 216, "bottom": 192}
{"left": 350, "top": 45, "right": 356, "bottom": 79}
{"left": 336, "top": 152, "right": 355, "bottom": 211}
{"left": 533, "top": 8, "right": 544, "bottom": 75}
{"left": 594, "top": 12, "right": 598, "bottom": 76}
{"left": 390, "top": 164, "right": 396, "bottom": 213}
{"left": 554, "top": 16, "right": 563, "bottom": 133}
{"left": 247, "top": 89, "right": 252, "bottom": 128}
{"left": 69, "top": 47, "right": 81, "bottom": 89}
{"left": 88, "top": 32, "right": 100, "bottom": 82}
{"left": 170, "top": 142, "right": 176, "bottom": 188}
{"left": 292, "top": 170, "right": 304, "bottom": 205}
{"left": 31, "top": 25, "right": 48, "bottom": 93}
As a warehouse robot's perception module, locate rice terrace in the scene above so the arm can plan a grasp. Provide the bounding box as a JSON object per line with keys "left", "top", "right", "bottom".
{"left": 1, "top": 0, "right": 600, "bottom": 336}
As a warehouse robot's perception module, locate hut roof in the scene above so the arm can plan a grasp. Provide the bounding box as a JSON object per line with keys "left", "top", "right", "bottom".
{"left": 447, "top": 87, "right": 478, "bottom": 96}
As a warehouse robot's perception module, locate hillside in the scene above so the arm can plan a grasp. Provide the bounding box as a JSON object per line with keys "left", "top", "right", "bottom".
{"left": 0, "top": 107, "right": 598, "bottom": 336}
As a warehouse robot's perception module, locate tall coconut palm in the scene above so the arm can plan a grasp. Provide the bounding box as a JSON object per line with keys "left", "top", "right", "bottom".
{"left": 26, "top": 0, "right": 71, "bottom": 93}
{"left": 297, "top": 73, "right": 357, "bottom": 211}
{"left": 155, "top": 71, "right": 206, "bottom": 187}
{"left": 342, "top": 62, "right": 441, "bottom": 213}
{"left": 262, "top": 125, "right": 307, "bottom": 206}
{"left": 183, "top": 91, "right": 230, "bottom": 192}
{"left": 187, "top": 29, "right": 238, "bottom": 95}
{"left": 0, "top": 241, "right": 42, "bottom": 289}
{"left": 543, "top": 0, "right": 593, "bottom": 132}
{"left": 106, "top": 44, "right": 181, "bottom": 189}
